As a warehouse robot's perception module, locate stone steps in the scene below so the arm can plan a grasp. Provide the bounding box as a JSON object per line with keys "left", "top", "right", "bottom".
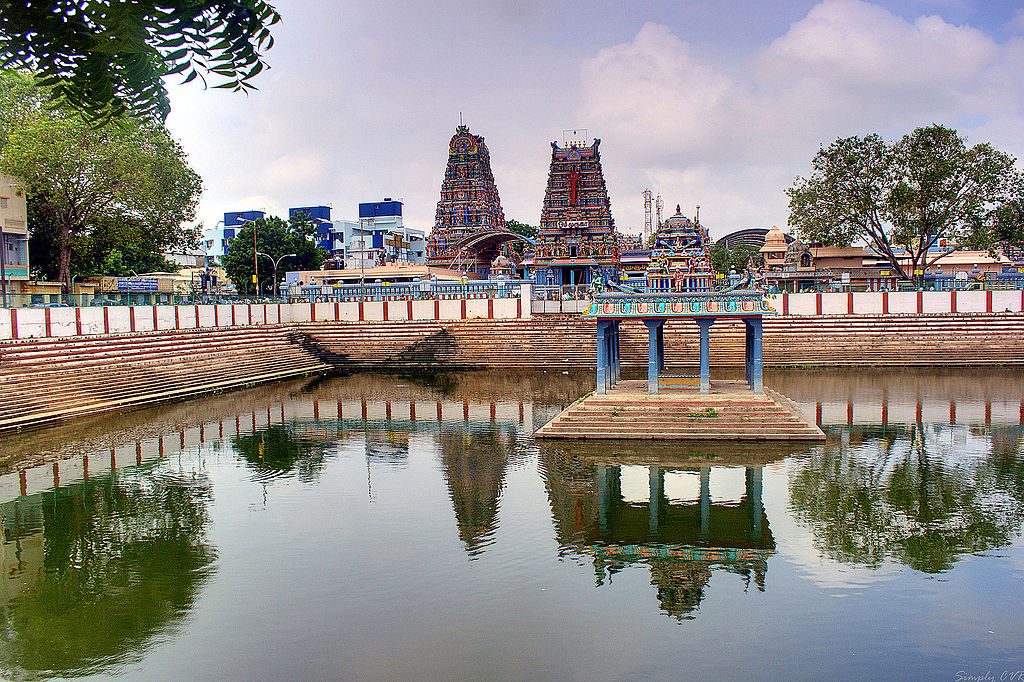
{"left": 0, "top": 326, "right": 329, "bottom": 432}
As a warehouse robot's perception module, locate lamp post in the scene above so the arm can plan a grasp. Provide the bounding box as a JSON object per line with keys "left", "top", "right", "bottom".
{"left": 256, "top": 252, "right": 296, "bottom": 300}
{"left": 0, "top": 224, "right": 7, "bottom": 308}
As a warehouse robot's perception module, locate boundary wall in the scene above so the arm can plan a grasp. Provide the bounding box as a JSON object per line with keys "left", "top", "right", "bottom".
{"left": 0, "top": 296, "right": 529, "bottom": 341}
{"left": 4, "top": 290, "right": 1022, "bottom": 343}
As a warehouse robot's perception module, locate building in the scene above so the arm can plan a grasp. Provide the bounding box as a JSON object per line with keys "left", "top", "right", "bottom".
{"left": 716, "top": 227, "right": 775, "bottom": 250}
{"left": 0, "top": 174, "right": 30, "bottom": 293}
{"left": 528, "top": 132, "right": 618, "bottom": 286}
{"left": 202, "top": 210, "right": 265, "bottom": 263}
{"left": 289, "top": 205, "right": 333, "bottom": 252}
{"left": 164, "top": 246, "right": 208, "bottom": 269}
{"left": 345, "top": 199, "right": 426, "bottom": 269}
{"left": 425, "top": 124, "right": 518, "bottom": 276}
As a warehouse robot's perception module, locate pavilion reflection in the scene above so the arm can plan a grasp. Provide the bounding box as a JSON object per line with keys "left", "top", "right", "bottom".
{"left": 540, "top": 442, "right": 802, "bottom": 621}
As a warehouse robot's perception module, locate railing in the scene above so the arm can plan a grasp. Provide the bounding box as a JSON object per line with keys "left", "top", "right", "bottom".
{"left": 0, "top": 292, "right": 240, "bottom": 309}
{"left": 292, "top": 280, "right": 523, "bottom": 302}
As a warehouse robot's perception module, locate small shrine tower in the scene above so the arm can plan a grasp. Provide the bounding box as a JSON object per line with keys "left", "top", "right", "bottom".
{"left": 646, "top": 204, "right": 716, "bottom": 292}
{"left": 426, "top": 124, "right": 511, "bottom": 275}
{"left": 529, "top": 131, "right": 618, "bottom": 286}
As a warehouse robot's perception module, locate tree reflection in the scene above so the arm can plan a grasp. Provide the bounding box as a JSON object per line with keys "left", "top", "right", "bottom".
{"left": 234, "top": 425, "right": 331, "bottom": 483}
{"left": 790, "top": 424, "right": 1024, "bottom": 573}
{"left": 0, "top": 465, "right": 216, "bottom": 679}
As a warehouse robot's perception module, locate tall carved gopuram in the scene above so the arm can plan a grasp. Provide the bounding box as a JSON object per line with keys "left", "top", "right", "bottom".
{"left": 530, "top": 135, "right": 618, "bottom": 286}
{"left": 425, "top": 124, "right": 511, "bottom": 276}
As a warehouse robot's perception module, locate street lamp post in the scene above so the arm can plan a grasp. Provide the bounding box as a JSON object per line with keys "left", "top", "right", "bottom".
{"left": 0, "top": 224, "right": 7, "bottom": 308}
{"left": 256, "top": 252, "right": 296, "bottom": 301}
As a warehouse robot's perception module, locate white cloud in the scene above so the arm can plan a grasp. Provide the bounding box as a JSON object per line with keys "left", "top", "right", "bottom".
{"left": 577, "top": 0, "right": 1024, "bottom": 236}
{"left": 165, "top": 1, "right": 1024, "bottom": 239}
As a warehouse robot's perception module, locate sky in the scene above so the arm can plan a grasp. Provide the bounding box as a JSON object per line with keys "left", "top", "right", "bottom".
{"left": 164, "top": 0, "right": 1024, "bottom": 240}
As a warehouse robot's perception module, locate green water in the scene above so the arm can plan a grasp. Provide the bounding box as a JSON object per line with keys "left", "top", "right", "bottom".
{"left": 0, "top": 368, "right": 1022, "bottom": 681}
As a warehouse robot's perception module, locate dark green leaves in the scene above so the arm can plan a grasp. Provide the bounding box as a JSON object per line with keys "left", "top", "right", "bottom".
{"left": 0, "top": 1, "right": 281, "bottom": 124}
{"left": 787, "top": 125, "right": 1024, "bottom": 278}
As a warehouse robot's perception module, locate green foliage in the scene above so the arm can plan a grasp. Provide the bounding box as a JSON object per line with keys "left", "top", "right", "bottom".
{"left": 0, "top": 468, "right": 215, "bottom": 677}
{"left": 788, "top": 427, "right": 1024, "bottom": 573}
{"left": 787, "top": 124, "right": 1024, "bottom": 279}
{"left": 710, "top": 243, "right": 761, "bottom": 274}
{"left": 28, "top": 203, "right": 191, "bottom": 280}
{"left": 0, "top": 71, "right": 202, "bottom": 290}
{"left": 505, "top": 218, "right": 537, "bottom": 258}
{"left": 0, "top": 1, "right": 281, "bottom": 124}
{"left": 506, "top": 218, "right": 538, "bottom": 239}
{"left": 686, "top": 407, "right": 719, "bottom": 418}
{"left": 233, "top": 425, "right": 330, "bottom": 483}
{"left": 221, "top": 213, "right": 326, "bottom": 296}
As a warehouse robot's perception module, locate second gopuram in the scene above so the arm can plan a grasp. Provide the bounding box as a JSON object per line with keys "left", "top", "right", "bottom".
{"left": 526, "top": 133, "right": 619, "bottom": 287}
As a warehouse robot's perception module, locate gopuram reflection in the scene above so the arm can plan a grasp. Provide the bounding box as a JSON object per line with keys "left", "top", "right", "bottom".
{"left": 540, "top": 444, "right": 799, "bottom": 621}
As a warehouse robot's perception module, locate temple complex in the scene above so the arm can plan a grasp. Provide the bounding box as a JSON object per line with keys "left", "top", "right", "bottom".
{"left": 426, "top": 124, "right": 517, "bottom": 277}
{"left": 527, "top": 135, "right": 618, "bottom": 286}
{"left": 646, "top": 204, "right": 716, "bottom": 292}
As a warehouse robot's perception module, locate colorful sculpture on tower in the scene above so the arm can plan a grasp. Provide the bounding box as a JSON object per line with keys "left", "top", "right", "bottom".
{"left": 646, "top": 204, "right": 716, "bottom": 292}
{"left": 426, "top": 124, "right": 512, "bottom": 275}
{"left": 529, "top": 136, "right": 618, "bottom": 286}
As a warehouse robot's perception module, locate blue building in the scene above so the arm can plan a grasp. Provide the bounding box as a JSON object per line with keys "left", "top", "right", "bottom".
{"left": 289, "top": 205, "right": 333, "bottom": 252}
{"left": 203, "top": 210, "right": 265, "bottom": 263}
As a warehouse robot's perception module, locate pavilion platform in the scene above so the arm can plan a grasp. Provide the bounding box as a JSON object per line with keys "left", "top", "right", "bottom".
{"left": 535, "top": 379, "right": 825, "bottom": 441}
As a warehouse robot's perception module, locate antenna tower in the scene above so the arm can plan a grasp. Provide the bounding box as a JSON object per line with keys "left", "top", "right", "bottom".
{"left": 642, "top": 189, "right": 653, "bottom": 243}
{"left": 655, "top": 193, "right": 664, "bottom": 229}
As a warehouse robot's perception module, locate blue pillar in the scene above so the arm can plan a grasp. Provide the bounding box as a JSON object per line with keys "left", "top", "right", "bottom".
{"left": 746, "top": 466, "right": 763, "bottom": 538}
{"left": 699, "top": 467, "right": 711, "bottom": 539}
{"left": 611, "top": 322, "right": 620, "bottom": 385}
{"left": 744, "top": 320, "right": 752, "bottom": 386}
{"left": 648, "top": 466, "right": 663, "bottom": 534}
{"left": 750, "top": 317, "right": 763, "bottom": 395}
{"left": 696, "top": 318, "right": 714, "bottom": 395}
{"left": 657, "top": 324, "right": 666, "bottom": 371}
{"left": 643, "top": 319, "right": 662, "bottom": 395}
{"left": 596, "top": 319, "right": 609, "bottom": 395}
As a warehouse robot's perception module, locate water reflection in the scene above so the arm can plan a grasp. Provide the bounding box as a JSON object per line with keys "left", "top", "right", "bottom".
{"left": 790, "top": 422, "right": 1024, "bottom": 573}
{"left": 235, "top": 424, "right": 333, "bottom": 483}
{"left": 540, "top": 444, "right": 794, "bottom": 620}
{"left": 440, "top": 423, "right": 522, "bottom": 556}
{"left": 0, "top": 369, "right": 1019, "bottom": 677}
{"left": 0, "top": 462, "right": 215, "bottom": 679}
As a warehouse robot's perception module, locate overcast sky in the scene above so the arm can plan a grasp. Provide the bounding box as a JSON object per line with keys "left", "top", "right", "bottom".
{"left": 164, "top": 0, "right": 1024, "bottom": 240}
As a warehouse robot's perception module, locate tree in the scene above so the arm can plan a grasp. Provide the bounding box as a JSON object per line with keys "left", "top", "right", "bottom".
{"left": 505, "top": 218, "right": 537, "bottom": 259}
{"left": 506, "top": 218, "right": 538, "bottom": 240}
{"left": 28, "top": 205, "right": 195, "bottom": 280}
{"left": 0, "top": 1, "right": 281, "bottom": 124}
{"left": 787, "top": 125, "right": 1024, "bottom": 281}
{"left": 221, "top": 213, "right": 326, "bottom": 296}
{"left": 710, "top": 243, "right": 761, "bottom": 274}
{"left": 0, "top": 74, "right": 202, "bottom": 292}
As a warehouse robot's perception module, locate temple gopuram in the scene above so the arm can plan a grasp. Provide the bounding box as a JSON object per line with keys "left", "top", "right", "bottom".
{"left": 646, "top": 204, "right": 716, "bottom": 292}
{"left": 527, "top": 134, "right": 618, "bottom": 286}
{"left": 426, "top": 124, "right": 522, "bottom": 277}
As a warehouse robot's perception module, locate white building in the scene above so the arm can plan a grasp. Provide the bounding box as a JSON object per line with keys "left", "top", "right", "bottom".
{"left": 0, "top": 174, "right": 30, "bottom": 285}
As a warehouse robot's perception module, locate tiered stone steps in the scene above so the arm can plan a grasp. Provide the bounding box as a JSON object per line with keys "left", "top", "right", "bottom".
{"left": 0, "top": 326, "right": 328, "bottom": 431}
{"left": 535, "top": 382, "right": 824, "bottom": 441}
{"left": 299, "top": 311, "right": 1024, "bottom": 370}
